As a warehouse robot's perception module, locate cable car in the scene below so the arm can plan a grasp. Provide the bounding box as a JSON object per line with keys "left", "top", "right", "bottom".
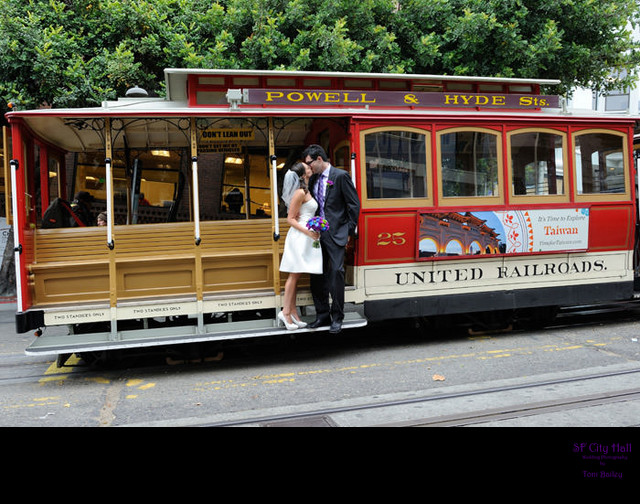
{"left": 4, "top": 68, "right": 638, "bottom": 363}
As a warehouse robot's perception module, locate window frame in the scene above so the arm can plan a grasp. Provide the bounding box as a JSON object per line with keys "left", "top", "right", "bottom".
{"left": 359, "top": 125, "right": 432, "bottom": 210}
{"left": 507, "top": 127, "right": 569, "bottom": 204}
{"left": 436, "top": 126, "right": 504, "bottom": 206}
{"left": 572, "top": 128, "right": 630, "bottom": 203}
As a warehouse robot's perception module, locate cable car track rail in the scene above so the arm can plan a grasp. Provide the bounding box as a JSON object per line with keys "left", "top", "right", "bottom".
{"left": 196, "top": 365, "right": 640, "bottom": 427}
{"left": 386, "top": 388, "right": 640, "bottom": 427}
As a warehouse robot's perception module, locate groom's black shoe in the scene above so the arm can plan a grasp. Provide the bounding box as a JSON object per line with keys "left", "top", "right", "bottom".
{"left": 329, "top": 320, "right": 342, "bottom": 334}
{"left": 309, "top": 315, "right": 330, "bottom": 329}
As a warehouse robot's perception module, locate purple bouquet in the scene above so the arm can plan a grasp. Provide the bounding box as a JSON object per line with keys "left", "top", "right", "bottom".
{"left": 306, "top": 216, "right": 329, "bottom": 248}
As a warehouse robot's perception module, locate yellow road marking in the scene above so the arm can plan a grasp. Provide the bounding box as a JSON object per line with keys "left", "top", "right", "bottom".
{"left": 193, "top": 336, "right": 623, "bottom": 392}
{"left": 43, "top": 354, "right": 82, "bottom": 375}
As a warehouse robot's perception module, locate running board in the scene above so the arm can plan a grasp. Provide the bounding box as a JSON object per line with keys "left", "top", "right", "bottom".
{"left": 25, "top": 311, "right": 367, "bottom": 356}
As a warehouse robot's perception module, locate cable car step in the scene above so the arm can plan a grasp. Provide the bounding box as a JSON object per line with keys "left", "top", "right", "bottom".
{"left": 24, "top": 311, "right": 367, "bottom": 356}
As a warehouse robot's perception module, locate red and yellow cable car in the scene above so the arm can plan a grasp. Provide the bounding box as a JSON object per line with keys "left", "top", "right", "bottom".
{"left": 5, "top": 68, "right": 639, "bottom": 363}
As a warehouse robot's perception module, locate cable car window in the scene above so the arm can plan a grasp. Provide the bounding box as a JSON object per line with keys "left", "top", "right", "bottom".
{"left": 74, "top": 150, "right": 186, "bottom": 226}
{"left": 48, "top": 155, "right": 61, "bottom": 202}
{"left": 440, "top": 130, "right": 499, "bottom": 198}
{"left": 219, "top": 154, "right": 273, "bottom": 219}
{"left": 73, "top": 151, "right": 121, "bottom": 224}
{"left": 574, "top": 132, "right": 626, "bottom": 195}
{"left": 364, "top": 130, "right": 427, "bottom": 199}
{"left": 510, "top": 131, "right": 565, "bottom": 197}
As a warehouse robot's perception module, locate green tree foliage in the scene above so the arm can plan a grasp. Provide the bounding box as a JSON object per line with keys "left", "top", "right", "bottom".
{"left": 394, "top": 0, "right": 640, "bottom": 95}
{"left": 1, "top": 0, "right": 639, "bottom": 113}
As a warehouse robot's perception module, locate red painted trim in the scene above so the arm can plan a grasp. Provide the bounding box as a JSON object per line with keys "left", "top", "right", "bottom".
{"left": 10, "top": 123, "right": 32, "bottom": 310}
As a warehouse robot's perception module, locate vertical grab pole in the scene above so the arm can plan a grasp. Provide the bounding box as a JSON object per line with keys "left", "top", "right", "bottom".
{"left": 105, "top": 118, "right": 114, "bottom": 250}
{"left": 268, "top": 118, "right": 282, "bottom": 318}
{"left": 9, "top": 159, "right": 23, "bottom": 312}
{"left": 105, "top": 155, "right": 117, "bottom": 339}
{"left": 350, "top": 152, "right": 357, "bottom": 187}
{"left": 192, "top": 155, "right": 201, "bottom": 246}
{"left": 104, "top": 118, "right": 117, "bottom": 339}
{"left": 349, "top": 151, "right": 359, "bottom": 289}
{"left": 190, "top": 119, "right": 204, "bottom": 332}
{"left": 105, "top": 157, "right": 114, "bottom": 250}
{"left": 350, "top": 152, "right": 358, "bottom": 235}
{"left": 271, "top": 154, "right": 280, "bottom": 240}
{"left": 268, "top": 118, "right": 279, "bottom": 241}
{"left": 190, "top": 118, "right": 201, "bottom": 246}
{"left": 191, "top": 116, "right": 202, "bottom": 246}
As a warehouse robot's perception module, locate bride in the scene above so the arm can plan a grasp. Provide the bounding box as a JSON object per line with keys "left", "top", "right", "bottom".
{"left": 278, "top": 162, "right": 323, "bottom": 330}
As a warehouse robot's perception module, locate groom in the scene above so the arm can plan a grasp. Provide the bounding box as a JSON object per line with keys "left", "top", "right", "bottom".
{"left": 303, "top": 144, "right": 360, "bottom": 334}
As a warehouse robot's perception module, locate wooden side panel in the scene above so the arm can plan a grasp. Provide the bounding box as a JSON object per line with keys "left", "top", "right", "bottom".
{"left": 29, "top": 219, "right": 285, "bottom": 306}
{"left": 203, "top": 253, "right": 273, "bottom": 291}
{"left": 116, "top": 258, "right": 196, "bottom": 298}
{"left": 32, "top": 262, "right": 110, "bottom": 303}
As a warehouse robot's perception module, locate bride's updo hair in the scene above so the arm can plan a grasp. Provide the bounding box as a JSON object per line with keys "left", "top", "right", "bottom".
{"left": 290, "top": 162, "right": 309, "bottom": 193}
{"left": 281, "top": 162, "right": 310, "bottom": 207}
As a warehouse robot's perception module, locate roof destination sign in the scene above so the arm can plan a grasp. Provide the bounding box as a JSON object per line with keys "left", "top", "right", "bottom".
{"left": 244, "top": 88, "right": 560, "bottom": 109}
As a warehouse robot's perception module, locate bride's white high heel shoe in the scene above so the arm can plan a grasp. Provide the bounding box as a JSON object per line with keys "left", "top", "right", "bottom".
{"left": 278, "top": 311, "right": 298, "bottom": 330}
{"left": 290, "top": 313, "right": 307, "bottom": 328}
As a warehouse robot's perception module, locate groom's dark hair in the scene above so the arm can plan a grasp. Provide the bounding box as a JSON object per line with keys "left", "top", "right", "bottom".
{"left": 302, "top": 144, "right": 328, "bottom": 162}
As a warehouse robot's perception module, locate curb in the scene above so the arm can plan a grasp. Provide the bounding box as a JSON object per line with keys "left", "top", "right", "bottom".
{"left": 0, "top": 296, "right": 16, "bottom": 311}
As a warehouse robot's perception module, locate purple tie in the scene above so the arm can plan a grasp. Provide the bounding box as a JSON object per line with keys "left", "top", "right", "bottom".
{"left": 317, "top": 174, "right": 325, "bottom": 218}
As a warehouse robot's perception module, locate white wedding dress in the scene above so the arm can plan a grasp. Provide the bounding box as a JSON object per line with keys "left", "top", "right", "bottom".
{"left": 279, "top": 198, "right": 323, "bottom": 274}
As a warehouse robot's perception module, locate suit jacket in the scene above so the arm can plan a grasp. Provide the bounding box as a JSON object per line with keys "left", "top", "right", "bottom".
{"left": 310, "top": 166, "right": 360, "bottom": 247}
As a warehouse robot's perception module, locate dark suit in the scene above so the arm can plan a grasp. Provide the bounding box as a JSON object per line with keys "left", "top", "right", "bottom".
{"left": 309, "top": 166, "right": 360, "bottom": 324}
